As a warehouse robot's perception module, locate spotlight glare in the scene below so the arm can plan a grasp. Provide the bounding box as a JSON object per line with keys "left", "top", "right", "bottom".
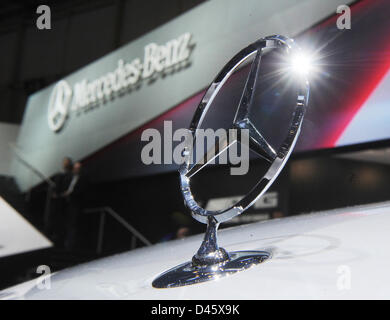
{"left": 291, "top": 52, "right": 314, "bottom": 76}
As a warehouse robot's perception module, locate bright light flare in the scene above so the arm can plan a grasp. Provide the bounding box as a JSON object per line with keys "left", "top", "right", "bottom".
{"left": 290, "top": 51, "right": 316, "bottom": 77}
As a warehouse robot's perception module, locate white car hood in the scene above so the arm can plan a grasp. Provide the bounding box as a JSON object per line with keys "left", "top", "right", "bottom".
{"left": 2, "top": 201, "right": 390, "bottom": 299}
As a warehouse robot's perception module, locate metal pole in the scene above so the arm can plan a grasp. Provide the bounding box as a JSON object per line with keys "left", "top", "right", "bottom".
{"left": 97, "top": 211, "right": 106, "bottom": 255}
{"left": 131, "top": 235, "right": 136, "bottom": 250}
{"left": 43, "top": 185, "right": 53, "bottom": 231}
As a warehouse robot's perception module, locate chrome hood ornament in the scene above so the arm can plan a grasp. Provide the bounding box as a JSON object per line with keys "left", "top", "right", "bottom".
{"left": 153, "top": 35, "right": 309, "bottom": 288}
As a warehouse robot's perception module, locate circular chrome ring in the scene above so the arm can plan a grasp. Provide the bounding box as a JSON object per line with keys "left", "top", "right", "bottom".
{"left": 179, "top": 35, "right": 310, "bottom": 224}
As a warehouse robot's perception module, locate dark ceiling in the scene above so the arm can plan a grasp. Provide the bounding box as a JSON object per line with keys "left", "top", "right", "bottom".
{"left": 0, "top": 0, "right": 207, "bottom": 124}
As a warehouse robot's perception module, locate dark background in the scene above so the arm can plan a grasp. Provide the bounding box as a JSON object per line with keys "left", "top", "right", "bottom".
{"left": 0, "top": 0, "right": 390, "bottom": 291}
{"left": 0, "top": 0, "right": 207, "bottom": 124}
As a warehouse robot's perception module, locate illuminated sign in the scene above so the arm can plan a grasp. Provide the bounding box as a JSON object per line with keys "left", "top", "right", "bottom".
{"left": 48, "top": 33, "right": 193, "bottom": 132}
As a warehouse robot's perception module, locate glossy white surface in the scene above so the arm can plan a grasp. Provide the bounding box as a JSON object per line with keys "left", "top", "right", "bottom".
{"left": 2, "top": 201, "right": 390, "bottom": 299}
{"left": 0, "top": 197, "right": 52, "bottom": 258}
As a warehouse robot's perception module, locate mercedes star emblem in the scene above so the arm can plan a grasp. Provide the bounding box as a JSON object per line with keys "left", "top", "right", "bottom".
{"left": 153, "top": 35, "right": 310, "bottom": 288}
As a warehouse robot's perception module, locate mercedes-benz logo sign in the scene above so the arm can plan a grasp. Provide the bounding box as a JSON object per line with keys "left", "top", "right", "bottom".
{"left": 48, "top": 80, "right": 72, "bottom": 132}
{"left": 153, "top": 35, "right": 310, "bottom": 288}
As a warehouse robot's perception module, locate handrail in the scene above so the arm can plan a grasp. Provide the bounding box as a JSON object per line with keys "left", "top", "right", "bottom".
{"left": 9, "top": 143, "right": 57, "bottom": 230}
{"left": 85, "top": 206, "right": 152, "bottom": 254}
{"left": 104, "top": 207, "right": 152, "bottom": 246}
{"left": 9, "top": 143, "right": 56, "bottom": 188}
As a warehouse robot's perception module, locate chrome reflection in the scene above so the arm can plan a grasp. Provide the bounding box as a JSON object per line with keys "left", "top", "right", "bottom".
{"left": 152, "top": 251, "right": 270, "bottom": 288}
{"left": 153, "top": 35, "right": 309, "bottom": 288}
